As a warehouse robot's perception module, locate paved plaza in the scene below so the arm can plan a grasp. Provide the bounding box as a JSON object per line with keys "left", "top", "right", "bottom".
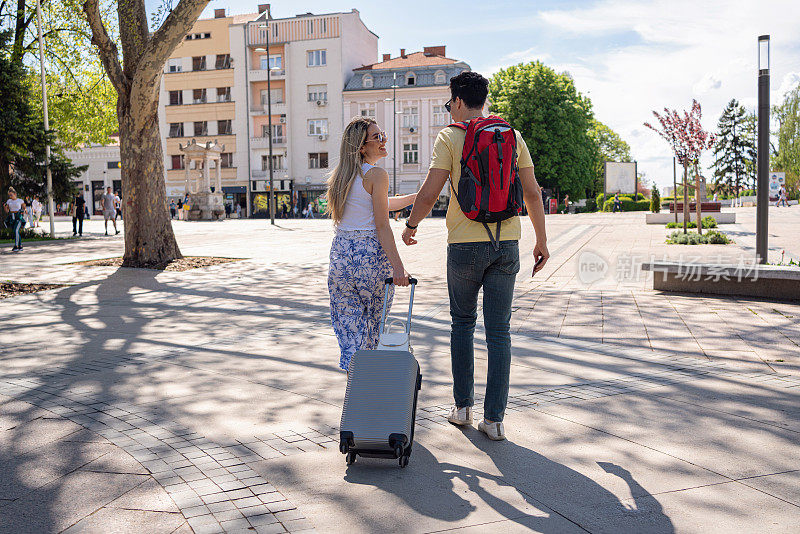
{"left": 1, "top": 207, "right": 799, "bottom": 533}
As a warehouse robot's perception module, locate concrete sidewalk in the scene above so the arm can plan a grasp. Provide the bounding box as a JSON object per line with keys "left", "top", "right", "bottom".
{"left": 1, "top": 211, "right": 799, "bottom": 533}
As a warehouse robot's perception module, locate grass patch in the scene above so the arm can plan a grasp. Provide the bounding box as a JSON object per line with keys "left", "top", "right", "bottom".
{"left": 1, "top": 282, "right": 67, "bottom": 299}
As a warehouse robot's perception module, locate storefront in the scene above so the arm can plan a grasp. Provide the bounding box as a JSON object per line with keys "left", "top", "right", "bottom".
{"left": 250, "top": 179, "right": 293, "bottom": 218}
{"left": 294, "top": 182, "right": 327, "bottom": 216}
{"left": 222, "top": 186, "right": 247, "bottom": 217}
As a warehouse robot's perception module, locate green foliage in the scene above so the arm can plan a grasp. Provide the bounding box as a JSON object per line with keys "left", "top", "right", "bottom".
{"left": 602, "top": 198, "right": 650, "bottom": 212}
{"left": 701, "top": 215, "right": 717, "bottom": 228}
{"left": 772, "top": 86, "right": 800, "bottom": 198}
{"left": 588, "top": 120, "right": 632, "bottom": 196}
{"left": 650, "top": 184, "right": 661, "bottom": 213}
{"left": 584, "top": 197, "right": 597, "bottom": 212}
{"left": 489, "top": 62, "right": 595, "bottom": 199}
{"left": 713, "top": 99, "right": 756, "bottom": 195}
{"left": 667, "top": 221, "right": 696, "bottom": 229}
{"left": 0, "top": 226, "right": 60, "bottom": 241}
{"left": 667, "top": 230, "right": 731, "bottom": 245}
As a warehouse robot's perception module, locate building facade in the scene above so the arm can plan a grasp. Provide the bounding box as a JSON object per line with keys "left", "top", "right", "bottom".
{"left": 157, "top": 5, "right": 377, "bottom": 217}
{"left": 343, "top": 47, "right": 469, "bottom": 198}
{"left": 63, "top": 142, "right": 121, "bottom": 216}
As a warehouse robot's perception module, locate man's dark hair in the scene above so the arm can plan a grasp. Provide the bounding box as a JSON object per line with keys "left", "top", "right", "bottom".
{"left": 450, "top": 71, "right": 489, "bottom": 109}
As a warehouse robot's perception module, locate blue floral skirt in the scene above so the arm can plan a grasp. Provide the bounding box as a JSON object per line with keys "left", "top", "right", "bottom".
{"left": 328, "top": 229, "right": 393, "bottom": 371}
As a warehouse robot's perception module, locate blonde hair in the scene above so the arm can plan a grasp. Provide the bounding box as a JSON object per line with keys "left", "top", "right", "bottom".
{"left": 7, "top": 187, "right": 16, "bottom": 195}
{"left": 325, "top": 117, "right": 376, "bottom": 223}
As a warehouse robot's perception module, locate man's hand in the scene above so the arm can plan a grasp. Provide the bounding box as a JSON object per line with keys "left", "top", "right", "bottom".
{"left": 402, "top": 226, "right": 417, "bottom": 246}
{"left": 532, "top": 241, "right": 549, "bottom": 276}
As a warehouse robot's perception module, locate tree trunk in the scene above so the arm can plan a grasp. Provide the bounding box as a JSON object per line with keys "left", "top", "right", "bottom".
{"left": 682, "top": 164, "right": 689, "bottom": 233}
{"left": 118, "top": 101, "right": 182, "bottom": 267}
{"left": 694, "top": 161, "right": 703, "bottom": 235}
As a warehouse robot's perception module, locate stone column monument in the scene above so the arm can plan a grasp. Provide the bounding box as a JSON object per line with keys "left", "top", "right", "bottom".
{"left": 178, "top": 139, "right": 226, "bottom": 220}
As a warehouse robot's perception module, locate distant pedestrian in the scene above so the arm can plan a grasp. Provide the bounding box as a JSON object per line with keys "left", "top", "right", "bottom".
{"left": 713, "top": 192, "right": 719, "bottom": 202}
{"left": 612, "top": 193, "right": 622, "bottom": 213}
{"left": 293, "top": 203, "right": 299, "bottom": 218}
{"left": 776, "top": 185, "right": 788, "bottom": 207}
{"left": 4, "top": 187, "right": 26, "bottom": 251}
{"left": 224, "top": 203, "right": 231, "bottom": 218}
{"left": 102, "top": 187, "right": 120, "bottom": 236}
{"left": 72, "top": 192, "right": 86, "bottom": 236}
{"left": 561, "top": 194, "right": 570, "bottom": 214}
{"left": 170, "top": 200, "right": 177, "bottom": 219}
{"left": 114, "top": 192, "right": 122, "bottom": 221}
{"left": 176, "top": 198, "right": 183, "bottom": 220}
{"left": 31, "top": 197, "right": 42, "bottom": 228}
{"left": 236, "top": 203, "right": 242, "bottom": 218}
{"left": 305, "top": 202, "right": 315, "bottom": 219}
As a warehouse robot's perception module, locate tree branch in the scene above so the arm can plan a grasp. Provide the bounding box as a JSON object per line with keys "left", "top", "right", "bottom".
{"left": 128, "top": 0, "right": 209, "bottom": 128}
{"left": 82, "top": 0, "right": 126, "bottom": 95}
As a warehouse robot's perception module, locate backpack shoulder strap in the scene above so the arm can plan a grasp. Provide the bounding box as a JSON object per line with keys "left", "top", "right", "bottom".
{"left": 448, "top": 121, "right": 469, "bottom": 130}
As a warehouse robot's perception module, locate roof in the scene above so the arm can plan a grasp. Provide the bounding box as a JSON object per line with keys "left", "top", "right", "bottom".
{"left": 355, "top": 51, "right": 459, "bottom": 71}
{"left": 344, "top": 62, "right": 469, "bottom": 92}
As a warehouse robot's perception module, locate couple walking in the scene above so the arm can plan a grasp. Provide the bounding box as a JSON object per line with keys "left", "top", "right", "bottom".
{"left": 326, "top": 72, "right": 549, "bottom": 441}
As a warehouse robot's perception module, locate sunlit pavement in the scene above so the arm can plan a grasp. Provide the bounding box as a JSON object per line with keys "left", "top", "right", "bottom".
{"left": 1, "top": 208, "right": 799, "bottom": 533}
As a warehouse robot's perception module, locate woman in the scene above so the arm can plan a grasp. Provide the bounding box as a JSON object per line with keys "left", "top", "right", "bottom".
{"left": 4, "top": 187, "right": 26, "bottom": 252}
{"left": 327, "top": 117, "right": 417, "bottom": 372}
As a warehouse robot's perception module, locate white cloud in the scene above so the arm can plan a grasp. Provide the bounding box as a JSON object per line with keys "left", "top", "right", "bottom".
{"left": 536, "top": 0, "right": 800, "bottom": 189}
{"left": 776, "top": 72, "right": 800, "bottom": 100}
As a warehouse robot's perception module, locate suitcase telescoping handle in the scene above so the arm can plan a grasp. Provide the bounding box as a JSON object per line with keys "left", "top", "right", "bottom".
{"left": 381, "top": 277, "right": 417, "bottom": 335}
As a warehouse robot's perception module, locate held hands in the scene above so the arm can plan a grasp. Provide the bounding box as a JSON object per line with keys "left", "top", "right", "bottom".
{"left": 401, "top": 226, "right": 417, "bottom": 246}
{"left": 391, "top": 264, "right": 411, "bottom": 286}
{"left": 532, "top": 241, "right": 550, "bottom": 276}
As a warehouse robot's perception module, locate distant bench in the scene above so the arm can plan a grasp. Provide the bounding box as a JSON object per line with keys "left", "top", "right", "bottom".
{"left": 642, "top": 261, "right": 800, "bottom": 301}
{"left": 668, "top": 202, "right": 722, "bottom": 213}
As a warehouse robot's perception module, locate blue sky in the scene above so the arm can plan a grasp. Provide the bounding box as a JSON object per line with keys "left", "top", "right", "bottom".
{"left": 179, "top": 0, "right": 800, "bottom": 190}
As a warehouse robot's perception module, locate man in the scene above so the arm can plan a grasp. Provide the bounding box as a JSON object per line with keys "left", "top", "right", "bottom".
{"left": 102, "top": 186, "right": 120, "bottom": 235}
{"left": 72, "top": 192, "right": 86, "bottom": 236}
{"left": 114, "top": 191, "right": 122, "bottom": 221}
{"left": 402, "top": 71, "right": 549, "bottom": 441}
{"left": 612, "top": 193, "right": 622, "bottom": 213}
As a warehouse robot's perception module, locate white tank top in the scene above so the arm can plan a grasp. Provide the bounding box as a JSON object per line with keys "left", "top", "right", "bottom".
{"left": 337, "top": 162, "right": 377, "bottom": 231}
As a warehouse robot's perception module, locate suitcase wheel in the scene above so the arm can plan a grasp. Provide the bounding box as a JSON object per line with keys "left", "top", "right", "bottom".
{"left": 399, "top": 454, "right": 409, "bottom": 468}
{"left": 394, "top": 445, "right": 404, "bottom": 459}
{"left": 346, "top": 451, "right": 357, "bottom": 465}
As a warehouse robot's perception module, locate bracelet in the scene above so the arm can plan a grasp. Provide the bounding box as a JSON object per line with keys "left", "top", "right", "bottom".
{"left": 405, "top": 221, "right": 417, "bottom": 230}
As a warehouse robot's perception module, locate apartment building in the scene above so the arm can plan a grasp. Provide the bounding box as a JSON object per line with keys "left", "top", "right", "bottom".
{"left": 343, "top": 47, "right": 469, "bottom": 198}
{"left": 158, "top": 5, "right": 377, "bottom": 216}
{"left": 63, "top": 141, "right": 122, "bottom": 216}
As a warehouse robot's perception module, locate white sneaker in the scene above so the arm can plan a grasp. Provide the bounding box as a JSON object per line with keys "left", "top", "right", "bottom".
{"left": 478, "top": 419, "right": 506, "bottom": 441}
{"left": 447, "top": 405, "right": 473, "bottom": 426}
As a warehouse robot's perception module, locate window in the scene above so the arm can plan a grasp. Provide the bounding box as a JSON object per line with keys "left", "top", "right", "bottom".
{"left": 308, "top": 119, "right": 328, "bottom": 136}
{"left": 362, "top": 74, "right": 373, "bottom": 89}
{"left": 168, "top": 123, "right": 184, "bottom": 138}
{"left": 308, "top": 20, "right": 314, "bottom": 34}
{"left": 215, "top": 54, "right": 231, "bottom": 69}
{"left": 403, "top": 143, "right": 419, "bottom": 164}
{"left": 171, "top": 155, "right": 184, "bottom": 170}
{"left": 192, "top": 56, "right": 206, "bottom": 71}
{"left": 272, "top": 124, "right": 284, "bottom": 143}
{"left": 169, "top": 90, "right": 183, "bottom": 105}
{"left": 193, "top": 121, "right": 208, "bottom": 136}
{"left": 307, "top": 49, "right": 326, "bottom": 67}
{"left": 192, "top": 88, "right": 207, "bottom": 104}
{"left": 260, "top": 56, "right": 282, "bottom": 70}
{"left": 307, "top": 84, "right": 327, "bottom": 102}
{"left": 432, "top": 104, "right": 448, "bottom": 126}
{"left": 434, "top": 70, "right": 446, "bottom": 84}
{"left": 260, "top": 88, "right": 283, "bottom": 105}
{"left": 167, "top": 58, "right": 182, "bottom": 73}
{"left": 262, "top": 154, "right": 286, "bottom": 170}
{"left": 309, "top": 152, "right": 329, "bottom": 169}
{"left": 360, "top": 107, "right": 375, "bottom": 118}
{"left": 217, "top": 87, "right": 231, "bottom": 102}
{"left": 402, "top": 107, "right": 419, "bottom": 128}
{"left": 186, "top": 33, "right": 210, "bottom": 40}
{"left": 106, "top": 161, "right": 120, "bottom": 169}
{"left": 220, "top": 153, "right": 233, "bottom": 168}
{"left": 406, "top": 72, "right": 416, "bottom": 86}
{"left": 217, "top": 120, "right": 232, "bottom": 135}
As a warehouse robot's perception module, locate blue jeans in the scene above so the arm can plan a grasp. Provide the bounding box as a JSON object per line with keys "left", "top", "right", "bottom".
{"left": 448, "top": 240, "right": 520, "bottom": 422}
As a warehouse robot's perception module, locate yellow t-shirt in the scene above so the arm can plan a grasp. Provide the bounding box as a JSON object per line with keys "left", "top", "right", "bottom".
{"left": 430, "top": 125, "right": 534, "bottom": 244}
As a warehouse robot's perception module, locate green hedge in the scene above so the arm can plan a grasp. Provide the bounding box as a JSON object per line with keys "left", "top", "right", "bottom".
{"left": 596, "top": 193, "right": 645, "bottom": 207}
{"left": 667, "top": 230, "right": 731, "bottom": 245}
{"left": 602, "top": 199, "right": 650, "bottom": 212}
{"left": 665, "top": 216, "right": 717, "bottom": 229}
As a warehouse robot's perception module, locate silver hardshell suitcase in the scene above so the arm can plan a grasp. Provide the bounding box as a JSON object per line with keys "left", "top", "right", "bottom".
{"left": 339, "top": 278, "right": 421, "bottom": 468}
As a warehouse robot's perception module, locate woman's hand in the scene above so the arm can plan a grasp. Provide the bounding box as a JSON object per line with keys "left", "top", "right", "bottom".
{"left": 391, "top": 264, "right": 410, "bottom": 286}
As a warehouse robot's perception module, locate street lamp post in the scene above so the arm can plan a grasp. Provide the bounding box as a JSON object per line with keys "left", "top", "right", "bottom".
{"left": 34, "top": 0, "right": 55, "bottom": 238}
{"left": 255, "top": 36, "right": 281, "bottom": 225}
{"left": 392, "top": 73, "right": 398, "bottom": 195}
{"left": 756, "top": 35, "right": 770, "bottom": 263}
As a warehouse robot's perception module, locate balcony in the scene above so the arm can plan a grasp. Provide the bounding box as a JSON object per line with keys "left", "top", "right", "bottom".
{"left": 250, "top": 101, "right": 286, "bottom": 116}
{"left": 250, "top": 136, "right": 287, "bottom": 149}
{"left": 251, "top": 168, "right": 288, "bottom": 178}
{"left": 249, "top": 68, "right": 285, "bottom": 82}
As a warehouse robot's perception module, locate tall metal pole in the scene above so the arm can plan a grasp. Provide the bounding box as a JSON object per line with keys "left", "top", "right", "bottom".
{"left": 756, "top": 35, "right": 770, "bottom": 263}
{"left": 392, "top": 73, "right": 397, "bottom": 196}
{"left": 733, "top": 117, "right": 739, "bottom": 204}
{"left": 266, "top": 27, "right": 275, "bottom": 226}
{"left": 35, "top": 0, "right": 55, "bottom": 238}
{"left": 673, "top": 157, "right": 677, "bottom": 223}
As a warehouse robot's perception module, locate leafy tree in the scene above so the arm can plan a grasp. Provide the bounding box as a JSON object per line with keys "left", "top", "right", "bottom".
{"left": 650, "top": 182, "right": 661, "bottom": 213}
{"left": 712, "top": 99, "right": 756, "bottom": 197}
{"left": 83, "top": 0, "right": 209, "bottom": 266}
{"left": 488, "top": 62, "right": 596, "bottom": 200}
{"left": 645, "top": 100, "right": 715, "bottom": 234}
{"left": 0, "top": 31, "right": 82, "bottom": 203}
{"left": 772, "top": 86, "right": 800, "bottom": 197}
{"left": 588, "top": 119, "right": 632, "bottom": 197}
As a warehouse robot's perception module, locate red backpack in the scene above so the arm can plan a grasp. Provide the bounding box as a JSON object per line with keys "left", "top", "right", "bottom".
{"left": 449, "top": 116, "right": 524, "bottom": 249}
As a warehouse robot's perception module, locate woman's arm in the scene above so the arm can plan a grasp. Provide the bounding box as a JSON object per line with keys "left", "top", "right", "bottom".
{"left": 387, "top": 193, "right": 417, "bottom": 212}
{"left": 365, "top": 168, "right": 410, "bottom": 286}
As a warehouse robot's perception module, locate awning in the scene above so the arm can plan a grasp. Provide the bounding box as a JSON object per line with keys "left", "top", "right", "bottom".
{"left": 222, "top": 186, "right": 247, "bottom": 193}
